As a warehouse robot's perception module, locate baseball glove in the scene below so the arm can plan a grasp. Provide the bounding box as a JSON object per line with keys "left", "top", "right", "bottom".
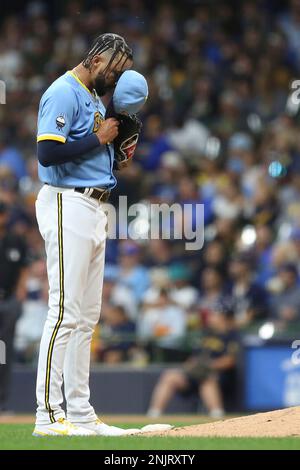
{"left": 113, "top": 114, "right": 142, "bottom": 169}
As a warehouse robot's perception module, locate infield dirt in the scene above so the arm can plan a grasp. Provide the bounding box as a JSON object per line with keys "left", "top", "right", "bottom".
{"left": 1, "top": 407, "right": 300, "bottom": 438}
{"left": 145, "top": 407, "right": 300, "bottom": 438}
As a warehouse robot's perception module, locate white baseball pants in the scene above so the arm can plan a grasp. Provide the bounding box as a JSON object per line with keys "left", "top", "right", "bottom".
{"left": 35, "top": 184, "right": 107, "bottom": 424}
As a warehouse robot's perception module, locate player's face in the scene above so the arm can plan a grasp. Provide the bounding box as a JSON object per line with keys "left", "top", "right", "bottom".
{"left": 91, "top": 52, "right": 133, "bottom": 96}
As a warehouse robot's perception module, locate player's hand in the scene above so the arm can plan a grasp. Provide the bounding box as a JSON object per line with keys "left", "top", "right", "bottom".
{"left": 96, "top": 118, "right": 119, "bottom": 145}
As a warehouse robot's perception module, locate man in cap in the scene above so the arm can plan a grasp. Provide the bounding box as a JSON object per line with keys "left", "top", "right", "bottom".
{"left": 147, "top": 303, "right": 239, "bottom": 419}
{"left": 33, "top": 33, "right": 150, "bottom": 437}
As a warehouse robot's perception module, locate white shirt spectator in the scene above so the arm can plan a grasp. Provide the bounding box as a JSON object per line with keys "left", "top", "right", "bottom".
{"left": 138, "top": 303, "right": 186, "bottom": 348}
{"left": 110, "top": 284, "right": 138, "bottom": 321}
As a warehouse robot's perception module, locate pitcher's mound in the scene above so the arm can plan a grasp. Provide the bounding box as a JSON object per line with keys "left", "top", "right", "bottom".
{"left": 147, "top": 407, "right": 300, "bottom": 438}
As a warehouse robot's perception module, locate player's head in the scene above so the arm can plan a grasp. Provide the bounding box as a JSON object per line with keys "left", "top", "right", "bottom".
{"left": 82, "top": 33, "right": 133, "bottom": 96}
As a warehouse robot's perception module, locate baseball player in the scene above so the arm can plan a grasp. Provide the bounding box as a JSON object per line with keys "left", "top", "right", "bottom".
{"left": 33, "top": 33, "right": 149, "bottom": 437}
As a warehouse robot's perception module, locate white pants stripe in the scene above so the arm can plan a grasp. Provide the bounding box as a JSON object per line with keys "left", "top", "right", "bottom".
{"left": 35, "top": 185, "right": 107, "bottom": 425}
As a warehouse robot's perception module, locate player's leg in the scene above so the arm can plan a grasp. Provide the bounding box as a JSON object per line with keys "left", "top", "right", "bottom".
{"left": 35, "top": 188, "right": 94, "bottom": 426}
{"left": 63, "top": 207, "right": 142, "bottom": 436}
{"left": 147, "top": 369, "right": 188, "bottom": 417}
{"left": 199, "top": 374, "right": 224, "bottom": 418}
{"left": 63, "top": 206, "right": 107, "bottom": 423}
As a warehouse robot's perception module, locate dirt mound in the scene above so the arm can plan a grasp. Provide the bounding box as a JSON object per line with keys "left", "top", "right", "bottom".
{"left": 147, "top": 407, "right": 300, "bottom": 438}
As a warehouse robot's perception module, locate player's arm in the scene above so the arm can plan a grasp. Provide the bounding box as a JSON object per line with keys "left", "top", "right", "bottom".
{"left": 38, "top": 120, "right": 119, "bottom": 167}
{"left": 37, "top": 85, "right": 118, "bottom": 167}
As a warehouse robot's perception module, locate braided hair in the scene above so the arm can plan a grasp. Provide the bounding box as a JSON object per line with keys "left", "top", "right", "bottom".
{"left": 82, "top": 33, "right": 133, "bottom": 72}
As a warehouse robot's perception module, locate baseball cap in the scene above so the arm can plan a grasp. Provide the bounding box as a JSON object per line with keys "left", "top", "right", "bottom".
{"left": 107, "top": 70, "right": 148, "bottom": 117}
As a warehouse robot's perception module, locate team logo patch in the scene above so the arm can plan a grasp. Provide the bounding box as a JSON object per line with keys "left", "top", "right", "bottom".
{"left": 56, "top": 115, "right": 66, "bottom": 130}
{"left": 93, "top": 111, "right": 104, "bottom": 133}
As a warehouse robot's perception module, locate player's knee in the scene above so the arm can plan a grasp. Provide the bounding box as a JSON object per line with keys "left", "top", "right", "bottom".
{"left": 80, "top": 306, "right": 101, "bottom": 326}
{"left": 78, "top": 315, "right": 99, "bottom": 332}
{"left": 46, "top": 315, "right": 77, "bottom": 332}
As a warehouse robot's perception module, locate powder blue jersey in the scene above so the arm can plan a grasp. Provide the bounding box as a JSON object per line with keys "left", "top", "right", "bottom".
{"left": 37, "top": 71, "right": 116, "bottom": 189}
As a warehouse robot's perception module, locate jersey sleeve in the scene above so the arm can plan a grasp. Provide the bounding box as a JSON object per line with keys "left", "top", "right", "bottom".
{"left": 37, "top": 85, "right": 77, "bottom": 144}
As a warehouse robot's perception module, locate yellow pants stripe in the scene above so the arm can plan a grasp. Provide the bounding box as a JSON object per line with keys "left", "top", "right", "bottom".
{"left": 44, "top": 193, "right": 64, "bottom": 423}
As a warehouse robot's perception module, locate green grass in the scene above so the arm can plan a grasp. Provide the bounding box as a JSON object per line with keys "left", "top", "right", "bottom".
{"left": 0, "top": 424, "right": 299, "bottom": 450}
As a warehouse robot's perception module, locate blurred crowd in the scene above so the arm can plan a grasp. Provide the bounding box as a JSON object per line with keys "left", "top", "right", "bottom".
{"left": 1, "top": 0, "right": 300, "bottom": 366}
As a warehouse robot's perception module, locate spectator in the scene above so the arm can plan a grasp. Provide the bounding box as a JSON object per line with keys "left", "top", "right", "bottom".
{"left": 138, "top": 287, "right": 186, "bottom": 356}
{"left": 14, "top": 256, "right": 48, "bottom": 363}
{"left": 145, "top": 239, "right": 176, "bottom": 268}
{"left": 229, "top": 253, "right": 269, "bottom": 326}
{"left": 147, "top": 304, "right": 239, "bottom": 418}
{"left": 250, "top": 185, "right": 279, "bottom": 228}
{"left": 98, "top": 305, "right": 136, "bottom": 364}
{"left": 139, "top": 116, "right": 174, "bottom": 171}
{"left": 278, "top": 0, "right": 300, "bottom": 66}
{"left": 212, "top": 176, "right": 244, "bottom": 221}
{"left": 226, "top": 132, "right": 262, "bottom": 198}
{"left": 101, "top": 265, "right": 138, "bottom": 321}
{"left": 0, "top": 131, "right": 27, "bottom": 181}
{"left": 117, "top": 242, "right": 150, "bottom": 303}
{"left": 250, "top": 225, "right": 275, "bottom": 287}
{"left": 289, "top": 227, "right": 300, "bottom": 272}
{"left": 201, "top": 240, "right": 228, "bottom": 277}
{"left": 142, "top": 264, "right": 198, "bottom": 328}
{"left": 0, "top": 201, "right": 28, "bottom": 412}
{"left": 198, "top": 267, "right": 227, "bottom": 327}
{"left": 269, "top": 263, "right": 300, "bottom": 325}
{"left": 168, "top": 263, "right": 198, "bottom": 310}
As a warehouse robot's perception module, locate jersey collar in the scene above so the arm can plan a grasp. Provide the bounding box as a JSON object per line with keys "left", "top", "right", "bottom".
{"left": 67, "top": 70, "right": 93, "bottom": 96}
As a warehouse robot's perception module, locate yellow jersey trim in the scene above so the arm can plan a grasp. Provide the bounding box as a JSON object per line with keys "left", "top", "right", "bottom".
{"left": 67, "top": 71, "right": 93, "bottom": 96}
{"left": 37, "top": 134, "right": 66, "bottom": 143}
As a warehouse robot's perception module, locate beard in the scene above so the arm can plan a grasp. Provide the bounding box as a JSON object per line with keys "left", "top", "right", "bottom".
{"left": 93, "top": 73, "right": 116, "bottom": 96}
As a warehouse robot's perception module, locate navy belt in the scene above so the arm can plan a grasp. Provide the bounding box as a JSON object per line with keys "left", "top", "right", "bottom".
{"left": 75, "top": 187, "right": 110, "bottom": 203}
